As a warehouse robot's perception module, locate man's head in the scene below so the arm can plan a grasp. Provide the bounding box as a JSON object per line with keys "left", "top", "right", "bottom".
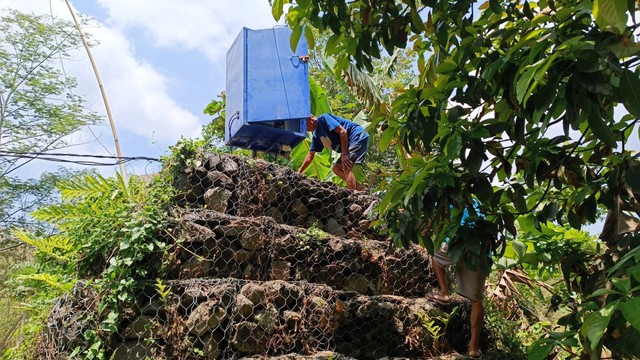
{"left": 305, "top": 114, "right": 317, "bottom": 132}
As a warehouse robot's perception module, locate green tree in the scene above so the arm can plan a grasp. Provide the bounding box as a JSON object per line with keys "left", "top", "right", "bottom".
{"left": 0, "top": 9, "right": 101, "bottom": 355}
{"left": 0, "top": 10, "right": 100, "bottom": 170}
{"left": 0, "top": 9, "right": 100, "bottom": 228}
{"left": 273, "top": 0, "right": 640, "bottom": 358}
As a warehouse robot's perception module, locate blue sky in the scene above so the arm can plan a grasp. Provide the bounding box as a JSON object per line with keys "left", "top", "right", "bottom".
{"left": 0, "top": 0, "right": 282, "bottom": 177}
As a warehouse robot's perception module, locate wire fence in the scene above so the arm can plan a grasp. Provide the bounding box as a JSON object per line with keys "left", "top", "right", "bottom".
{"left": 36, "top": 153, "right": 483, "bottom": 359}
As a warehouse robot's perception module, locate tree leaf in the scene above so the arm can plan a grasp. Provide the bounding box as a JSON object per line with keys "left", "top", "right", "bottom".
{"left": 272, "top": 0, "right": 285, "bottom": 21}
{"left": 620, "top": 297, "right": 640, "bottom": 331}
{"left": 325, "top": 33, "right": 342, "bottom": 55}
{"left": 593, "top": 0, "right": 628, "bottom": 34}
{"left": 540, "top": 202, "right": 559, "bottom": 222}
{"left": 516, "top": 66, "right": 537, "bottom": 105}
{"left": 620, "top": 69, "right": 640, "bottom": 118}
{"left": 435, "top": 59, "right": 457, "bottom": 74}
{"left": 410, "top": 7, "right": 426, "bottom": 33}
{"left": 304, "top": 27, "right": 315, "bottom": 50}
{"left": 379, "top": 127, "right": 396, "bottom": 151}
{"left": 290, "top": 26, "right": 303, "bottom": 53}
{"left": 611, "top": 277, "right": 631, "bottom": 293}
{"left": 528, "top": 338, "right": 556, "bottom": 360}
{"left": 445, "top": 133, "right": 462, "bottom": 160}
{"left": 580, "top": 301, "right": 618, "bottom": 350}
{"left": 489, "top": 0, "right": 502, "bottom": 14}
{"left": 512, "top": 240, "right": 527, "bottom": 260}
{"left": 309, "top": 76, "right": 332, "bottom": 116}
{"left": 586, "top": 106, "right": 617, "bottom": 148}
{"left": 465, "top": 142, "right": 484, "bottom": 173}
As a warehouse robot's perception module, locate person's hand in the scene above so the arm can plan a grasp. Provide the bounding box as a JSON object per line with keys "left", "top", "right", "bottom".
{"left": 341, "top": 154, "right": 354, "bottom": 172}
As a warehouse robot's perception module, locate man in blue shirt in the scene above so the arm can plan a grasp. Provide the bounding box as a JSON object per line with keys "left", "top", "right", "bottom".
{"left": 427, "top": 201, "right": 491, "bottom": 359}
{"left": 298, "top": 113, "right": 369, "bottom": 191}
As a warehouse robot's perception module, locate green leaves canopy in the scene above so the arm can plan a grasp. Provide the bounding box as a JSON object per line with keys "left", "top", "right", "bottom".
{"left": 272, "top": 1, "right": 640, "bottom": 356}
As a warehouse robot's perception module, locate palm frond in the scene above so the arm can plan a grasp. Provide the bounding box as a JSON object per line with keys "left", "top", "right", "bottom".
{"left": 342, "top": 61, "right": 386, "bottom": 108}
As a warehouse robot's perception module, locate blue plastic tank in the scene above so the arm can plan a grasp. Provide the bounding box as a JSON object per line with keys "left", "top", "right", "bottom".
{"left": 225, "top": 26, "right": 310, "bottom": 154}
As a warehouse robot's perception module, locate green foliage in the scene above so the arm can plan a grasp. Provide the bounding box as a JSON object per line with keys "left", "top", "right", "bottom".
{"left": 0, "top": 10, "right": 101, "bottom": 173}
{"left": 416, "top": 306, "right": 458, "bottom": 354}
{"left": 273, "top": 0, "right": 640, "bottom": 357}
{"left": 482, "top": 300, "right": 529, "bottom": 358}
{"left": 5, "top": 170, "right": 174, "bottom": 358}
{"left": 296, "top": 226, "right": 329, "bottom": 251}
{"left": 202, "top": 91, "right": 226, "bottom": 145}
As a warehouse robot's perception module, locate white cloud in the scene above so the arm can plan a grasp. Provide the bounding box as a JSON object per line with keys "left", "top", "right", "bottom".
{"left": 93, "top": 0, "right": 280, "bottom": 62}
{"left": 73, "top": 23, "right": 203, "bottom": 141}
{"left": 0, "top": 0, "right": 203, "bottom": 147}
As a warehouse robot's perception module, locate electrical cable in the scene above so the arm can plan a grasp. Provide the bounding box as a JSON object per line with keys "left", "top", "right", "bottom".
{"left": 0, "top": 150, "right": 159, "bottom": 167}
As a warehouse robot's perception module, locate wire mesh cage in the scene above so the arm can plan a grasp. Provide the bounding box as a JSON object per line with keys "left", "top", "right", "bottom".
{"left": 38, "top": 153, "right": 486, "bottom": 359}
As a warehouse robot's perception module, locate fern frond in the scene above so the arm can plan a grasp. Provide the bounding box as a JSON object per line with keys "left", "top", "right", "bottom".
{"left": 17, "top": 273, "right": 76, "bottom": 294}
{"left": 14, "top": 229, "right": 74, "bottom": 260}
{"left": 57, "top": 173, "right": 115, "bottom": 200}
{"left": 32, "top": 202, "right": 97, "bottom": 224}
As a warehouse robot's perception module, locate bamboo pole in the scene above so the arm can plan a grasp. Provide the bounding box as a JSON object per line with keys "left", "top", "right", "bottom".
{"left": 64, "top": 0, "right": 128, "bottom": 186}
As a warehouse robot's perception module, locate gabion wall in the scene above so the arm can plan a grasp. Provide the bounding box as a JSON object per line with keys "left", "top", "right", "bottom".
{"left": 39, "top": 154, "right": 484, "bottom": 359}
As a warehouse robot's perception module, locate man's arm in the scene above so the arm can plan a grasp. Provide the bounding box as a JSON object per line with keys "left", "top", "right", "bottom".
{"left": 334, "top": 126, "right": 353, "bottom": 171}
{"left": 298, "top": 151, "right": 316, "bottom": 174}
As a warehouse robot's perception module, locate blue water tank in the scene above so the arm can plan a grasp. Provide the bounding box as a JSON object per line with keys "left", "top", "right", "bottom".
{"left": 225, "top": 26, "right": 310, "bottom": 154}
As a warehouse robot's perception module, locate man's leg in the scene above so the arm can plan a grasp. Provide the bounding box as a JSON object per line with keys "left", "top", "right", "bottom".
{"left": 332, "top": 163, "right": 358, "bottom": 190}
{"left": 430, "top": 256, "right": 451, "bottom": 302}
{"left": 468, "top": 300, "right": 484, "bottom": 358}
{"left": 456, "top": 264, "right": 487, "bottom": 358}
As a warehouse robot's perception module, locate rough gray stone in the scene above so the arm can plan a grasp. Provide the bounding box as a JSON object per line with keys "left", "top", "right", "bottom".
{"left": 187, "top": 301, "right": 228, "bottom": 336}
{"left": 213, "top": 224, "right": 248, "bottom": 238}
{"left": 235, "top": 249, "right": 259, "bottom": 264}
{"left": 207, "top": 170, "right": 233, "bottom": 188}
{"left": 255, "top": 305, "right": 279, "bottom": 333}
{"left": 234, "top": 294, "right": 255, "bottom": 319}
{"left": 231, "top": 321, "right": 267, "bottom": 354}
{"left": 325, "top": 217, "right": 346, "bottom": 237}
{"left": 239, "top": 227, "right": 263, "bottom": 251}
{"left": 240, "top": 283, "right": 266, "bottom": 305}
{"left": 122, "top": 316, "right": 158, "bottom": 340}
{"left": 343, "top": 274, "right": 372, "bottom": 294}
{"left": 262, "top": 187, "right": 279, "bottom": 204}
{"left": 180, "top": 256, "right": 212, "bottom": 278}
{"left": 218, "top": 157, "right": 239, "bottom": 174}
{"left": 347, "top": 203, "right": 363, "bottom": 219}
{"left": 333, "top": 201, "right": 345, "bottom": 218}
{"left": 201, "top": 332, "right": 224, "bottom": 360}
{"left": 270, "top": 260, "right": 290, "bottom": 281}
{"left": 290, "top": 199, "right": 309, "bottom": 216}
{"left": 283, "top": 310, "right": 301, "bottom": 331}
{"left": 112, "top": 341, "right": 157, "bottom": 360}
{"left": 305, "top": 214, "right": 321, "bottom": 228}
{"left": 265, "top": 207, "right": 284, "bottom": 223}
{"left": 204, "top": 187, "right": 232, "bottom": 213}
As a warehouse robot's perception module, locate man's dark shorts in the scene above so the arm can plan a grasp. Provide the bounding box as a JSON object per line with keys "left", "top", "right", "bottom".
{"left": 336, "top": 136, "right": 369, "bottom": 165}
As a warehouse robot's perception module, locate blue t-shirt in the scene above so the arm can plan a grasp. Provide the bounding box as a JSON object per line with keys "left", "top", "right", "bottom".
{"left": 443, "top": 200, "right": 485, "bottom": 245}
{"left": 460, "top": 200, "right": 485, "bottom": 225}
{"left": 309, "top": 114, "right": 369, "bottom": 153}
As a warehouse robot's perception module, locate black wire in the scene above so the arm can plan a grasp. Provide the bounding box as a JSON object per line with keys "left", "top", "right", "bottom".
{"left": 0, "top": 150, "right": 159, "bottom": 167}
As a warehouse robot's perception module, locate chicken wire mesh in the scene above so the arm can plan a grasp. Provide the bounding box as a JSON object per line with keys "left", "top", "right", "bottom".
{"left": 37, "top": 153, "right": 485, "bottom": 359}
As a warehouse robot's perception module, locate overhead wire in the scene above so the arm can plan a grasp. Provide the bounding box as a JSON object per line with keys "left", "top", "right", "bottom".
{"left": 0, "top": 150, "right": 159, "bottom": 167}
